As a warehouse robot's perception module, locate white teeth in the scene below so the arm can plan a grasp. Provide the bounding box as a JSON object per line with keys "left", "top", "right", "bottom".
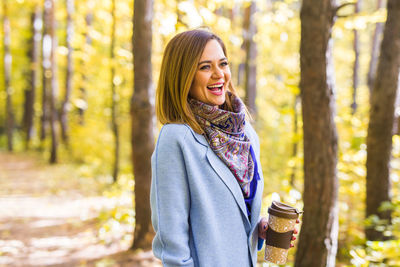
{"left": 207, "top": 84, "right": 223, "bottom": 89}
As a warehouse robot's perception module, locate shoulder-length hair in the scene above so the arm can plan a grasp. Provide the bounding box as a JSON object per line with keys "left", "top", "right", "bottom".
{"left": 155, "top": 29, "right": 244, "bottom": 134}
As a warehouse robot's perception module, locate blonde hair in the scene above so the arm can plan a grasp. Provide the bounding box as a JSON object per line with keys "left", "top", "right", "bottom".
{"left": 156, "top": 29, "right": 243, "bottom": 134}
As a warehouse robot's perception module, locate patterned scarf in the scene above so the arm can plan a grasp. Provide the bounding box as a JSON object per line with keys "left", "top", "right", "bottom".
{"left": 189, "top": 93, "right": 255, "bottom": 198}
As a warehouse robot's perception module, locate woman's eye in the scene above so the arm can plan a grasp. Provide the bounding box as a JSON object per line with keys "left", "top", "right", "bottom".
{"left": 200, "top": 65, "right": 210, "bottom": 70}
{"left": 221, "top": 61, "right": 229, "bottom": 67}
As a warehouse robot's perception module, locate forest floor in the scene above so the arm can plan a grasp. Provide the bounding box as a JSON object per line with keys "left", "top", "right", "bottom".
{"left": 0, "top": 151, "right": 161, "bottom": 267}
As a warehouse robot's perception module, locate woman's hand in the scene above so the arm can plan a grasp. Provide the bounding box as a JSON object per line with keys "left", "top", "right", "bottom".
{"left": 258, "top": 217, "right": 300, "bottom": 248}
{"left": 257, "top": 217, "right": 269, "bottom": 240}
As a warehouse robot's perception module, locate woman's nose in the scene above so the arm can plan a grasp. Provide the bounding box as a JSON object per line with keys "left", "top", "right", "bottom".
{"left": 212, "top": 67, "right": 224, "bottom": 79}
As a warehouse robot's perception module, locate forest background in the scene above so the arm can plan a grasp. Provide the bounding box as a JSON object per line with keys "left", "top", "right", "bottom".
{"left": 1, "top": 0, "right": 400, "bottom": 266}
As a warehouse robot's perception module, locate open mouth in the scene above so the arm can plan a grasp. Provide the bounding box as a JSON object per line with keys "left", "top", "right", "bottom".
{"left": 207, "top": 83, "right": 224, "bottom": 92}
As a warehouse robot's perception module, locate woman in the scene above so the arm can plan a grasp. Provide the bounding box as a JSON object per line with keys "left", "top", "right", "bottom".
{"left": 150, "top": 29, "right": 295, "bottom": 267}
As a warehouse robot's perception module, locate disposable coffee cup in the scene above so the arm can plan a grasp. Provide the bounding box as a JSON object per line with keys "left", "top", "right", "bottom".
{"left": 264, "top": 201, "right": 302, "bottom": 265}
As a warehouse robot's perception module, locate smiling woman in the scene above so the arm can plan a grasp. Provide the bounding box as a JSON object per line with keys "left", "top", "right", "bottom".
{"left": 155, "top": 29, "right": 241, "bottom": 134}
{"left": 189, "top": 39, "right": 231, "bottom": 106}
{"left": 151, "top": 29, "right": 296, "bottom": 267}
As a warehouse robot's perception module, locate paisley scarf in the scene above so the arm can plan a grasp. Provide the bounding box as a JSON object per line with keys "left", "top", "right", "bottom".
{"left": 189, "top": 93, "right": 255, "bottom": 197}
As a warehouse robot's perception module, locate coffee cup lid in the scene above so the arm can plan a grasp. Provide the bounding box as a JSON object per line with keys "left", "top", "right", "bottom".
{"left": 268, "top": 201, "right": 303, "bottom": 219}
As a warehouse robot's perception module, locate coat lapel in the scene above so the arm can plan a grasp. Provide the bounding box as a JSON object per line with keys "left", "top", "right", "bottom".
{"left": 188, "top": 124, "right": 262, "bottom": 229}
{"left": 205, "top": 147, "right": 251, "bottom": 227}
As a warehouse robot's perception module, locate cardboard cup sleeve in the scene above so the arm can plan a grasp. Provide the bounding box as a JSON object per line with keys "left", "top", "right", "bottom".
{"left": 264, "top": 201, "right": 302, "bottom": 265}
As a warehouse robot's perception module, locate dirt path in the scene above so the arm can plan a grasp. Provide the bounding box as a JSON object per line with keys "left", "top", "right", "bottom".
{"left": 0, "top": 152, "right": 161, "bottom": 267}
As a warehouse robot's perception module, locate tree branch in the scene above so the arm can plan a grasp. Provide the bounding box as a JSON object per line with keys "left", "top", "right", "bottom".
{"left": 334, "top": 2, "right": 357, "bottom": 17}
{"left": 336, "top": 13, "right": 355, "bottom": 18}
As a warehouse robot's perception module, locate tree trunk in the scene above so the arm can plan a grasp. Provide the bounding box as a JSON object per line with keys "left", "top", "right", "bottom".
{"left": 351, "top": 0, "right": 362, "bottom": 114}
{"left": 3, "top": 0, "right": 14, "bottom": 151}
{"left": 23, "top": 6, "right": 41, "bottom": 150}
{"left": 41, "top": 1, "right": 51, "bottom": 144}
{"left": 290, "top": 94, "right": 300, "bottom": 187}
{"left": 295, "top": 1, "right": 339, "bottom": 267}
{"left": 43, "top": 0, "right": 58, "bottom": 163}
{"left": 77, "top": 5, "right": 93, "bottom": 126}
{"left": 367, "top": 0, "right": 385, "bottom": 93}
{"left": 40, "top": 52, "right": 48, "bottom": 145}
{"left": 60, "top": 0, "right": 74, "bottom": 144}
{"left": 243, "top": 1, "right": 257, "bottom": 116}
{"left": 110, "top": 0, "right": 120, "bottom": 183}
{"left": 131, "top": 0, "right": 155, "bottom": 250}
{"left": 366, "top": 0, "right": 400, "bottom": 241}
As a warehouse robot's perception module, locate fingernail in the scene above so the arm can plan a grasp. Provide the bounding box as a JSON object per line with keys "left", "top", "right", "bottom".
{"left": 263, "top": 225, "right": 267, "bottom": 229}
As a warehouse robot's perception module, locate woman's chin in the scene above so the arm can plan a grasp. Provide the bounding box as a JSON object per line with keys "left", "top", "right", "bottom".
{"left": 210, "top": 97, "right": 226, "bottom": 107}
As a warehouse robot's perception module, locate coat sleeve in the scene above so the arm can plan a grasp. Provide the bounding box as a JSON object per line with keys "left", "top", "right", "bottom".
{"left": 150, "top": 126, "right": 194, "bottom": 267}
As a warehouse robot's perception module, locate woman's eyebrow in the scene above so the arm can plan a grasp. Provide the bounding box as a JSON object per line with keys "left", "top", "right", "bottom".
{"left": 198, "top": 57, "right": 227, "bottom": 65}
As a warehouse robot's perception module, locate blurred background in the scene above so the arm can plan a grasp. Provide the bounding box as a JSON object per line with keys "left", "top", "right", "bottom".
{"left": 0, "top": 0, "right": 399, "bottom": 266}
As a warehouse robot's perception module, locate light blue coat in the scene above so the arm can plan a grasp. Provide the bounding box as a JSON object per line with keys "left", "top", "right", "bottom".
{"left": 150, "top": 123, "right": 264, "bottom": 267}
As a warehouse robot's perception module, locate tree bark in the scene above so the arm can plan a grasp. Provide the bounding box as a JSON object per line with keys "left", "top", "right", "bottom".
{"left": 367, "top": 0, "right": 385, "bottom": 93}
{"left": 366, "top": 0, "right": 400, "bottom": 241}
{"left": 23, "top": 6, "right": 41, "bottom": 150}
{"left": 290, "top": 94, "right": 300, "bottom": 187}
{"left": 41, "top": 0, "right": 51, "bottom": 144}
{"left": 60, "top": 0, "right": 74, "bottom": 144}
{"left": 295, "top": 1, "right": 339, "bottom": 267}
{"left": 131, "top": 0, "right": 155, "bottom": 250}
{"left": 2, "top": 0, "right": 14, "bottom": 151}
{"left": 351, "top": 0, "right": 362, "bottom": 114}
{"left": 110, "top": 0, "right": 120, "bottom": 183}
{"left": 243, "top": 1, "right": 257, "bottom": 116}
{"left": 43, "top": 0, "right": 58, "bottom": 163}
{"left": 77, "top": 5, "right": 93, "bottom": 126}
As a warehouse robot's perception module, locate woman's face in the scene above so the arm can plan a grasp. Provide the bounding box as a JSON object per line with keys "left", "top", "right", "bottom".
{"left": 189, "top": 39, "right": 231, "bottom": 107}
